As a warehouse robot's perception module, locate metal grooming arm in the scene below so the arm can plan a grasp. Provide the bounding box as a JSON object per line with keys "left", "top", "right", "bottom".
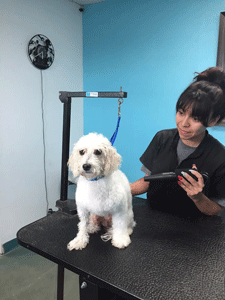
{"left": 56, "top": 89, "right": 127, "bottom": 214}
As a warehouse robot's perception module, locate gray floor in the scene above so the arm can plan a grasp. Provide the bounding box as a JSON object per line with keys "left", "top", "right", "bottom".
{"left": 0, "top": 245, "right": 80, "bottom": 300}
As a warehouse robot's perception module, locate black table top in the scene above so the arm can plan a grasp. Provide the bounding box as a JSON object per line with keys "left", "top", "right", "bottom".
{"left": 17, "top": 197, "right": 225, "bottom": 300}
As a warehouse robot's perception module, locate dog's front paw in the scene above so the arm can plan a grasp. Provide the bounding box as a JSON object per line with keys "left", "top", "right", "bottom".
{"left": 67, "top": 236, "right": 88, "bottom": 251}
{"left": 112, "top": 233, "right": 131, "bottom": 249}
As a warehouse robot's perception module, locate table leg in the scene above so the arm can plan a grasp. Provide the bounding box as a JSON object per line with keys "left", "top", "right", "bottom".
{"left": 57, "top": 264, "right": 65, "bottom": 300}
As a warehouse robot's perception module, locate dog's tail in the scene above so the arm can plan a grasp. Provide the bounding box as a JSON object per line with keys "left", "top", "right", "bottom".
{"left": 101, "top": 228, "right": 113, "bottom": 242}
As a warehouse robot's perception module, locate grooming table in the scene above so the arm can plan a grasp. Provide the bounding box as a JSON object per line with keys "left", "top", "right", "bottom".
{"left": 17, "top": 197, "right": 225, "bottom": 300}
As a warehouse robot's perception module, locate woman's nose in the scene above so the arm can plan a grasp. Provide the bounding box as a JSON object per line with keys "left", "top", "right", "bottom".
{"left": 181, "top": 116, "right": 190, "bottom": 127}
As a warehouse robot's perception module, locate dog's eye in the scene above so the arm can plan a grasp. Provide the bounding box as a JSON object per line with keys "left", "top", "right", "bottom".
{"left": 94, "top": 149, "right": 102, "bottom": 156}
{"left": 79, "top": 150, "right": 85, "bottom": 155}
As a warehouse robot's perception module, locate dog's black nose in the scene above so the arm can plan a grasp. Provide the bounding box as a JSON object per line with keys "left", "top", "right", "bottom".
{"left": 83, "top": 164, "right": 91, "bottom": 171}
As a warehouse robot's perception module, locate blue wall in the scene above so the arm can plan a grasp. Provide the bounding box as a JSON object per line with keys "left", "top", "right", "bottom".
{"left": 83, "top": 0, "right": 225, "bottom": 183}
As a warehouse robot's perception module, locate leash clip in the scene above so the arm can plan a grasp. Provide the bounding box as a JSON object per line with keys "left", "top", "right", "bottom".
{"left": 110, "top": 86, "right": 124, "bottom": 145}
{"left": 118, "top": 98, "right": 123, "bottom": 117}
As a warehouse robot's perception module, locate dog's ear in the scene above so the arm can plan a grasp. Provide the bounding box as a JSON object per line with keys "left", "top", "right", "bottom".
{"left": 104, "top": 145, "right": 121, "bottom": 176}
{"left": 68, "top": 146, "right": 80, "bottom": 178}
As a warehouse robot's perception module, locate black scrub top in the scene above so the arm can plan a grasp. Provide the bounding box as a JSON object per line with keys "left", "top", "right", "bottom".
{"left": 140, "top": 129, "right": 225, "bottom": 218}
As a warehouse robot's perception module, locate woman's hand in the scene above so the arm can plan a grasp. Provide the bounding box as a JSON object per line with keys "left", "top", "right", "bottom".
{"left": 177, "top": 164, "right": 204, "bottom": 202}
{"left": 178, "top": 164, "right": 223, "bottom": 216}
{"left": 130, "top": 175, "right": 150, "bottom": 196}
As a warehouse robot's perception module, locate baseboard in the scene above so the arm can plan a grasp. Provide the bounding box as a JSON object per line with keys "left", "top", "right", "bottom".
{"left": 0, "top": 238, "right": 19, "bottom": 255}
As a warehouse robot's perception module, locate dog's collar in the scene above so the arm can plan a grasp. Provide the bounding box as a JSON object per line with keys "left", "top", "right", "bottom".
{"left": 81, "top": 174, "right": 105, "bottom": 181}
{"left": 89, "top": 175, "right": 105, "bottom": 182}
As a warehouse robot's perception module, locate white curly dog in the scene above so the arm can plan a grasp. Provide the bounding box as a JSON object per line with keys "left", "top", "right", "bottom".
{"left": 67, "top": 132, "right": 136, "bottom": 250}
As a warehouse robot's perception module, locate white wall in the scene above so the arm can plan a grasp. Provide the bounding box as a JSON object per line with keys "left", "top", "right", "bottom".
{"left": 0, "top": 0, "right": 83, "bottom": 246}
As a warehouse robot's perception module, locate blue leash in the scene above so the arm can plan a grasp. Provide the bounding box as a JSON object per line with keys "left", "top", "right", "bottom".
{"left": 110, "top": 116, "right": 121, "bottom": 145}
{"left": 110, "top": 98, "right": 123, "bottom": 146}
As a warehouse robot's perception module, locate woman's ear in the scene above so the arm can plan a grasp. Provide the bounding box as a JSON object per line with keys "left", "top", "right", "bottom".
{"left": 208, "top": 116, "right": 220, "bottom": 127}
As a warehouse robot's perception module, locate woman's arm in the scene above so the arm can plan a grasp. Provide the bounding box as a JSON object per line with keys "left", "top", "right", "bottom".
{"left": 190, "top": 192, "right": 223, "bottom": 216}
{"left": 130, "top": 175, "right": 150, "bottom": 196}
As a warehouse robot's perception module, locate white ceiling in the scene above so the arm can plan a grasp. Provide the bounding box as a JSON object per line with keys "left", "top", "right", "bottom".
{"left": 73, "top": 0, "right": 105, "bottom": 5}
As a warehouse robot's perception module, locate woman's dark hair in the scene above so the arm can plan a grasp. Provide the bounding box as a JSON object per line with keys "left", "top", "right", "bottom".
{"left": 176, "top": 67, "right": 225, "bottom": 126}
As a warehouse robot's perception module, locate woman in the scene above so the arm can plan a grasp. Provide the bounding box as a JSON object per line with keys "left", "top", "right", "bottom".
{"left": 131, "top": 67, "right": 225, "bottom": 217}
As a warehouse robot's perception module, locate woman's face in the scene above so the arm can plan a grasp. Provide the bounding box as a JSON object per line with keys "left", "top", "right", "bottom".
{"left": 176, "top": 106, "right": 207, "bottom": 147}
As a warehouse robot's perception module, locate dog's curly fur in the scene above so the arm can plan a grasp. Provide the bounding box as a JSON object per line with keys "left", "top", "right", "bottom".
{"left": 67, "top": 132, "right": 136, "bottom": 250}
